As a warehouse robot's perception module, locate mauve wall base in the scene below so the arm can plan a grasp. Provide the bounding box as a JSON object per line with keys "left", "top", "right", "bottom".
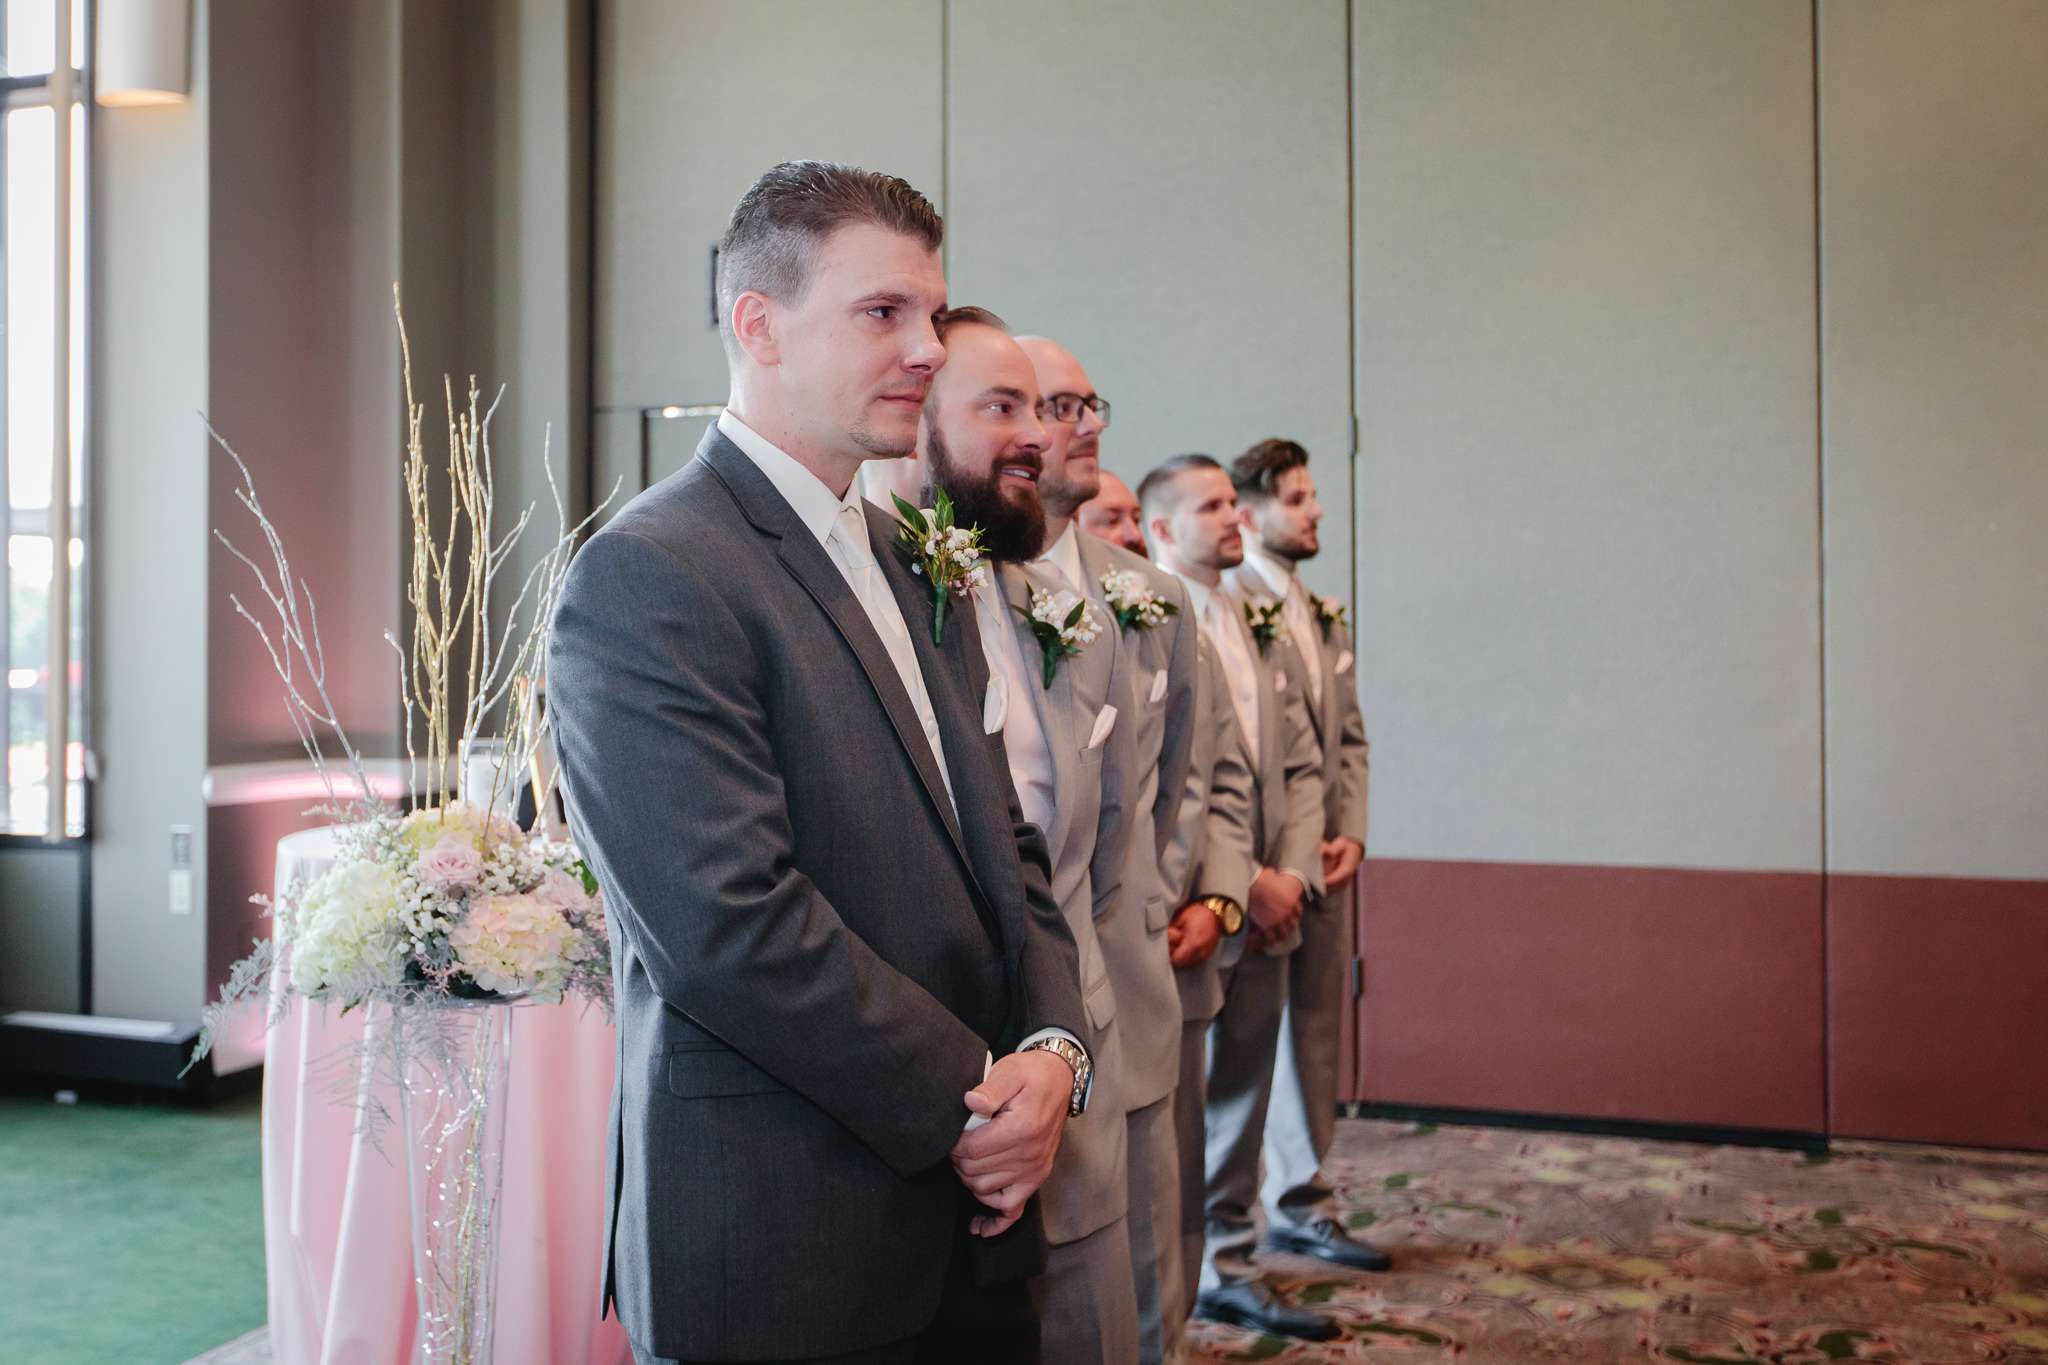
{"left": 1349, "top": 857, "right": 2048, "bottom": 1151}
{"left": 1355, "top": 858, "right": 1827, "bottom": 1135}
{"left": 1829, "top": 873, "right": 2048, "bottom": 1152}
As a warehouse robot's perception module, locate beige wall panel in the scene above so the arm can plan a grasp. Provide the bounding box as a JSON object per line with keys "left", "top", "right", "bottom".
{"left": 1820, "top": 2, "right": 2048, "bottom": 880}
{"left": 1353, "top": 1, "right": 1822, "bottom": 869}
{"left": 596, "top": 0, "right": 944, "bottom": 411}
{"left": 944, "top": 0, "right": 1355, "bottom": 605}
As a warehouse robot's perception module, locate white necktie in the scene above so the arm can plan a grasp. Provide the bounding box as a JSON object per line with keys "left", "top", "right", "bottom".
{"left": 1204, "top": 591, "right": 1261, "bottom": 760}
{"left": 827, "top": 504, "right": 955, "bottom": 814}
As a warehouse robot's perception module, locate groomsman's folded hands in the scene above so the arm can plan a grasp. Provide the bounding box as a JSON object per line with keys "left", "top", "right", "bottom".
{"left": 949, "top": 1049, "right": 1076, "bottom": 1237}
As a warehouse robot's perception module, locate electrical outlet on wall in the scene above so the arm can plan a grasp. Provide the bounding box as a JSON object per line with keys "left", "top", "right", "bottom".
{"left": 169, "top": 824, "right": 193, "bottom": 915}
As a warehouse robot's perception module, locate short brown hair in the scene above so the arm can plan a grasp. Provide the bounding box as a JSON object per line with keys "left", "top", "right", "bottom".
{"left": 933, "top": 305, "right": 1009, "bottom": 339}
{"left": 1136, "top": 453, "right": 1224, "bottom": 519}
{"left": 1230, "top": 438, "right": 1310, "bottom": 504}
{"left": 716, "top": 162, "right": 944, "bottom": 356}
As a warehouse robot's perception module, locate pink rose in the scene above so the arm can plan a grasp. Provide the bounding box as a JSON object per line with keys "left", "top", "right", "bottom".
{"left": 414, "top": 834, "right": 485, "bottom": 889}
{"left": 533, "top": 866, "right": 593, "bottom": 915}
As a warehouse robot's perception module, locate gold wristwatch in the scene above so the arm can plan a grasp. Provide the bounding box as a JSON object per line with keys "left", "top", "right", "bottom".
{"left": 1200, "top": 895, "right": 1245, "bottom": 936}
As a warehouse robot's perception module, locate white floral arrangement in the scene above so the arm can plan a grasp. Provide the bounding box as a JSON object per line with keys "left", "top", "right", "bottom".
{"left": 1099, "top": 568, "right": 1180, "bottom": 632}
{"left": 1017, "top": 584, "right": 1103, "bottom": 687}
{"left": 191, "top": 302, "right": 616, "bottom": 1068}
{"left": 890, "top": 488, "right": 991, "bottom": 644}
{"left": 279, "top": 805, "right": 610, "bottom": 1012}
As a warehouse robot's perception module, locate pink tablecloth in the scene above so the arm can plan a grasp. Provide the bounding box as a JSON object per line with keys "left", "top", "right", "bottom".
{"left": 261, "top": 825, "right": 633, "bottom": 1365}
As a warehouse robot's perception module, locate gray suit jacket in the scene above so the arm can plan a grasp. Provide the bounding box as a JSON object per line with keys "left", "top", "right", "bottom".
{"left": 1162, "top": 634, "right": 1259, "bottom": 1023}
{"left": 1074, "top": 533, "right": 1197, "bottom": 1110}
{"left": 1223, "top": 564, "right": 1369, "bottom": 845}
{"left": 548, "top": 430, "right": 1087, "bottom": 1360}
{"left": 994, "top": 560, "right": 1132, "bottom": 1244}
{"left": 1203, "top": 581, "right": 1325, "bottom": 964}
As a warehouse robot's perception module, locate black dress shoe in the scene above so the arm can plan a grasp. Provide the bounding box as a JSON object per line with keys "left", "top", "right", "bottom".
{"left": 1193, "top": 1281, "right": 1341, "bottom": 1341}
{"left": 1265, "top": 1218, "right": 1393, "bottom": 1271}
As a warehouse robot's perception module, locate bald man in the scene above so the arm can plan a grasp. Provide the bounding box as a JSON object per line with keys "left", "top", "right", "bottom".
{"left": 1019, "top": 336, "right": 1198, "bottom": 1365}
{"left": 1078, "top": 471, "right": 1148, "bottom": 557}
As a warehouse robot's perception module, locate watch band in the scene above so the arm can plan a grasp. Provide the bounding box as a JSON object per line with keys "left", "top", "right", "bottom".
{"left": 1200, "top": 894, "right": 1245, "bottom": 936}
{"left": 1020, "top": 1036, "right": 1092, "bottom": 1116}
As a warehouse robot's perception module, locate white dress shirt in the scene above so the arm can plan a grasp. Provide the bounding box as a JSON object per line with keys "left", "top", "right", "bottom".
{"left": 1242, "top": 547, "right": 1323, "bottom": 709}
{"left": 718, "top": 411, "right": 955, "bottom": 813}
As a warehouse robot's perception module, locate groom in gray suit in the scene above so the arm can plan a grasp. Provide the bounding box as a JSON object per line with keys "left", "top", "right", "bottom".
{"left": 548, "top": 163, "right": 1089, "bottom": 1365}
{"left": 919, "top": 307, "right": 1143, "bottom": 1364}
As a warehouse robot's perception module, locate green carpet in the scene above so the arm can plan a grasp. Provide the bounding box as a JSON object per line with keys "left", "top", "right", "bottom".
{"left": 0, "top": 1088, "right": 266, "bottom": 1365}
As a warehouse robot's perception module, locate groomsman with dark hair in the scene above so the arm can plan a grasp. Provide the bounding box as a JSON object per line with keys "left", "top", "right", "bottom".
{"left": 1224, "top": 439, "right": 1382, "bottom": 1272}
{"left": 1019, "top": 335, "right": 1200, "bottom": 1365}
{"left": 1137, "top": 456, "right": 1337, "bottom": 1342}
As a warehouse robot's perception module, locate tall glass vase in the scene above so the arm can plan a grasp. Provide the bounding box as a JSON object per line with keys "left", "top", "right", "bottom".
{"left": 396, "top": 1002, "right": 514, "bottom": 1365}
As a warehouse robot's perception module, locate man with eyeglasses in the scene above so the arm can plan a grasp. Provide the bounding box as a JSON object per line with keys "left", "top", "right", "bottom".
{"left": 1019, "top": 337, "right": 1200, "bottom": 1365}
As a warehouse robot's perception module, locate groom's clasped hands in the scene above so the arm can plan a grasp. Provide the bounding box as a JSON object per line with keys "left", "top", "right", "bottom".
{"left": 950, "top": 1048, "right": 1076, "bottom": 1237}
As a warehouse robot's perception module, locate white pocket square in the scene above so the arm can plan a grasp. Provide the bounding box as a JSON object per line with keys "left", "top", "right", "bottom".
{"left": 1274, "top": 670, "right": 1288, "bottom": 693}
{"left": 1335, "top": 649, "right": 1355, "bottom": 676}
{"left": 1087, "top": 703, "right": 1118, "bottom": 750}
{"left": 1149, "top": 669, "right": 1169, "bottom": 704}
{"left": 983, "top": 674, "right": 1008, "bottom": 735}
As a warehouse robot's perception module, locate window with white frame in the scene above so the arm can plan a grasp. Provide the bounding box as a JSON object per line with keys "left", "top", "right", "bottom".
{"left": 3, "top": 0, "right": 87, "bottom": 839}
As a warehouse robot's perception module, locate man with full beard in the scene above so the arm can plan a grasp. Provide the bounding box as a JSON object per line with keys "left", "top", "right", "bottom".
{"left": 919, "top": 308, "right": 1142, "bottom": 1365}
{"left": 1016, "top": 336, "right": 1201, "bottom": 1365}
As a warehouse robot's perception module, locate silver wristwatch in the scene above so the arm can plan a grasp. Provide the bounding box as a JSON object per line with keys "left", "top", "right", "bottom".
{"left": 1021, "top": 1035, "right": 1093, "bottom": 1116}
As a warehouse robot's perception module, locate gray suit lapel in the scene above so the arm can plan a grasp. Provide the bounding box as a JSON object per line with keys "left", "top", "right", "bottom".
{"left": 698, "top": 437, "right": 976, "bottom": 880}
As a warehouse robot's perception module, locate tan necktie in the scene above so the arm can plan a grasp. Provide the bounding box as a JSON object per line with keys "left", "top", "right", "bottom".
{"left": 827, "top": 504, "right": 955, "bottom": 813}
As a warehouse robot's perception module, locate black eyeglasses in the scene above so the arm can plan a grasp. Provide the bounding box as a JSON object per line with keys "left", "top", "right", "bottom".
{"left": 1041, "top": 393, "right": 1111, "bottom": 427}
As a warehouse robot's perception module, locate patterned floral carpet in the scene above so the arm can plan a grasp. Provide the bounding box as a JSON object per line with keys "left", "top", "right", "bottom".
{"left": 1191, "top": 1118, "right": 2048, "bottom": 1363}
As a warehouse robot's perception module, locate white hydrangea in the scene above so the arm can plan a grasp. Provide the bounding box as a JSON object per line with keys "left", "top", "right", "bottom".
{"left": 290, "top": 860, "right": 409, "bottom": 1001}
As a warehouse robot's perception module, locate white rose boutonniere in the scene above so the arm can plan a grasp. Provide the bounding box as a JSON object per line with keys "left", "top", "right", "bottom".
{"left": 1099, "top": 568, "right": 1180, "bottom": 632}
{"left": 890, "top": 489, "right": 991, "bottom": 645}
{"left": 1017, "top": 585, "right": 1103, "bottom": 687}
{"left": 1308, "top": 590, "right": 1349, "bottom": 643}
{"left": 1244, "top": 599, "right": 1291, "bottom": 657}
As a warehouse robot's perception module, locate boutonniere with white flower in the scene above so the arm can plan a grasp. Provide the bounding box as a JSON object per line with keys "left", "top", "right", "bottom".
{"left": 890, "top": 489, "right": 991, "bottom": 645}
{"left": 1016, "top": 585, "right": 1103, "bottom": 688}
{"left": 1308, "top": 591, "right": 1348, "bottom": 643}
{"left": 1244, "top": 599, "right": 1291, "bottom": 657}
{"left": 1100, "top": 568, "right": 1180, "bottom": 632}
